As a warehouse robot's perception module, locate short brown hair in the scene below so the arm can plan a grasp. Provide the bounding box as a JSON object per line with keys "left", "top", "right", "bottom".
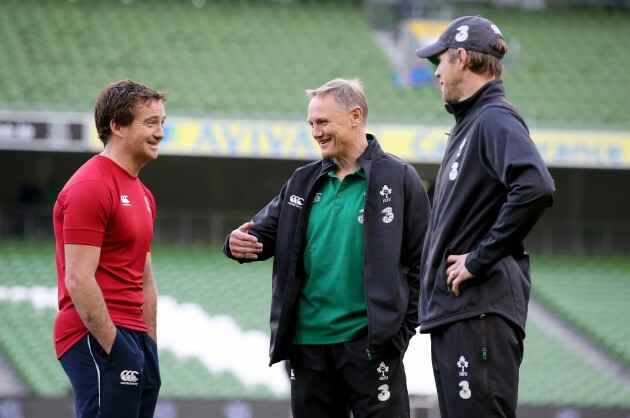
{"left": 94, "top": 79, "right": 167, "bottom": 145}
{"left": 448, "top": 37, "right": 508, "bottom": 78}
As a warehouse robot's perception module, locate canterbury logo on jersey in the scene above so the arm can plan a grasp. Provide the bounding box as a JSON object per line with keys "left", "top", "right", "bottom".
{"left": 119, "top": 370, "right": 139, "bottom": 386}
{"left": 288, "top": 195, "right": 304, "bottom": 209}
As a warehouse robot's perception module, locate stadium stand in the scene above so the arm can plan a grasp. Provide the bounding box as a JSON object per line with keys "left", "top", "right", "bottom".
{"left": 532, "top": 254, "right": 630, "bottom": 368}
{"left": 0, "top": 301, "right": 67, "bottom": 397}
{"left": 0, "top": 0, "right": 628, "bottom": 128}
{"left": 151, "top": 243, "right": 272, "bottom": 333}
{"left": 1, "top": 0, "right": 629, "bottom": 413}
{"left": 465, "top": 7, "right": 630, "bottom": 129}
{"left": 1, "top": 238, "right": 629, "bottom": 407}
{"left": 520, "top": 319, "right": 630, "bottom": 407}
{"left": 158, "top": 351, "right": 278, "bottom": 400}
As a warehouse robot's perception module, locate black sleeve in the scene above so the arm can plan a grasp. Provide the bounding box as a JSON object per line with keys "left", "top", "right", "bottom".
{"left": 401, "top": 163, "right": 431, "bottom": 333}
{"left": 465, "top": 108, "right": 555, "bottom": 276}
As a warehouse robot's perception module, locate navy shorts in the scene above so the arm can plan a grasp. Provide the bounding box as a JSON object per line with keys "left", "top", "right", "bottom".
{"left": 59, "top": 326, "right": 161, "bottom": 418}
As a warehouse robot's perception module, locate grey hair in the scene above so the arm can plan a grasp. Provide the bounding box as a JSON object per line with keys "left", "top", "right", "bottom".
{"left": 306, "top": 78, "right": 368, "bottom": 125}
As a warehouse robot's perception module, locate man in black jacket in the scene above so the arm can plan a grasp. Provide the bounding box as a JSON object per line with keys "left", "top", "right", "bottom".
{"left": 415, "top": 16, "right": 555, "bottom": 418}
{"left": 224, "top": 78, "right": 431, "bottom": 418}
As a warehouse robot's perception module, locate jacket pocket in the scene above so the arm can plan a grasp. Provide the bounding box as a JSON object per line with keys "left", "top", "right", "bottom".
{"left": 352, "top": 332, "right": 399, "bottom": 362}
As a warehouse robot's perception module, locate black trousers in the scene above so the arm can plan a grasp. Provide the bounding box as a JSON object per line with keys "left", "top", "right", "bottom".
{"left": 288, "top": 334, "right": 410, "bottom": 418}
{"left": 430, "top": 314, "right": 524, "bottom": 418}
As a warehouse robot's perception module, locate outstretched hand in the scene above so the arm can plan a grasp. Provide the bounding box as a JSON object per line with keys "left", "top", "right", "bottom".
{"left": 229, "top": 221, "right": 263, "bottom": 260}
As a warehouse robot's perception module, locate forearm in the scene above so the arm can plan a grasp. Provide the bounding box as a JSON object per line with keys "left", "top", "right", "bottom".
{"left": 466, "top": 195, "right": 551, "bottom": 275}
{"left": 66, "top": 275, "right": 117, "bottom": 352}
{"left": 143, "top": 280, "right": 158, "bottom": 342}
{"left": 142, "top": 252, "right": 158, "bottom": 342}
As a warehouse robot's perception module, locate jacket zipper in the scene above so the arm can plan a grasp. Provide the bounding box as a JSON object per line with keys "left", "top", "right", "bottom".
{"left": 272, "top": 167, "right": 332, "bottom": 364}
{"left": 480, "top": 314, "right": 490, "bottom": 417}
{"left": 363, "top": 164, "right": 372, "bottom": 360}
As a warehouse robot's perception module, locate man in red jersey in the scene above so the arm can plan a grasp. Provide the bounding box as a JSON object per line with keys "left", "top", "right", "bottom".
{"left": 53, "top": 79, "right": 166, "bottom": 418}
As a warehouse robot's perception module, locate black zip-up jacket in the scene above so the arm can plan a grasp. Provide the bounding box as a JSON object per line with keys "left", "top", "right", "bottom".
{"left": 224, "top": 136, "right": 431, "bottom": 365}
{"left": 420, "top": 80, "right": 555, "bottom": 335}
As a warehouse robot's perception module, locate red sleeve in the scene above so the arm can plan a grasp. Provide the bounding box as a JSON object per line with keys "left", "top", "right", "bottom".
{"left": 61, "top": 180, "right": 114, "bottom": 247}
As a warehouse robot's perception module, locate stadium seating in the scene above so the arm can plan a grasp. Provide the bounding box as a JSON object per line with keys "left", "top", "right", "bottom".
{"left": 1, "top": 239, "right": 629, "bottom": 407}
{"left": 531, "top": 254, "right": 630, "bottom": 368}
{"left": 151, "top": 243, "right": 273, "bottom": 332}
{"left": 158, "top": 350, "right": 278, "bottom": 400}
{"left": 472, "top": 7, "right": 630, "bottom": 129}
{"left": 0, "top": 0, "right": 628, "bottom": 128}
{"left": 0, "top": 301, "right": 67, "bottom": 397}
{"left": 1, "top": 0, "right": 629, "bottom": 406}
{"left": 520, "top": 318, "right": 630, "bottom": 407}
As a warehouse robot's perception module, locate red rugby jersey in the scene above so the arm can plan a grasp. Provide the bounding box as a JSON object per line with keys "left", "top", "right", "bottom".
{"left": 53, "top": 155, "right": 156, "bottom": 358}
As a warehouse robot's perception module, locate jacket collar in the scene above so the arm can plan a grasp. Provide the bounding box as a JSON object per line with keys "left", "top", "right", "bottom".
{"left": 359, "top": 134, "right": 383, "bottom": 162}
{"left": 445, "top": 79, "right": 506, "bottom": 122}
{"left": 320, "top": 133, "right": 383, "bottom": 174}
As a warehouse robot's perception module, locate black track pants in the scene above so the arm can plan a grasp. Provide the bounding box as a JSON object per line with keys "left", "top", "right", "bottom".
{"left": 430, "top": 314, "right": 524, "bottom": 418}
{"left": 288, "top": 334, "right": 410, "bottom": 418}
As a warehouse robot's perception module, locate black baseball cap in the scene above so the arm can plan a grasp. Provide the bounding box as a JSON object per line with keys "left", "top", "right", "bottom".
{"left": 415, "top": 16, "right": 505, "bottom": 65}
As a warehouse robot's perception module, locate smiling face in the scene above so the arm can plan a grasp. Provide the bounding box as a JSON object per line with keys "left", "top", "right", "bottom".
{"left": 307, "top": 94, "right": 357, "bottom": 160}
{"left": 118, "top": 100, "right": 166, "bottom": 167}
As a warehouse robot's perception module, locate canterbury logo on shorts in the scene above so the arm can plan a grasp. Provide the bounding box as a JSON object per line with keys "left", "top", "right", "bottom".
{"left": 119, "top": 370, "right": 139, "bottom": 386}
